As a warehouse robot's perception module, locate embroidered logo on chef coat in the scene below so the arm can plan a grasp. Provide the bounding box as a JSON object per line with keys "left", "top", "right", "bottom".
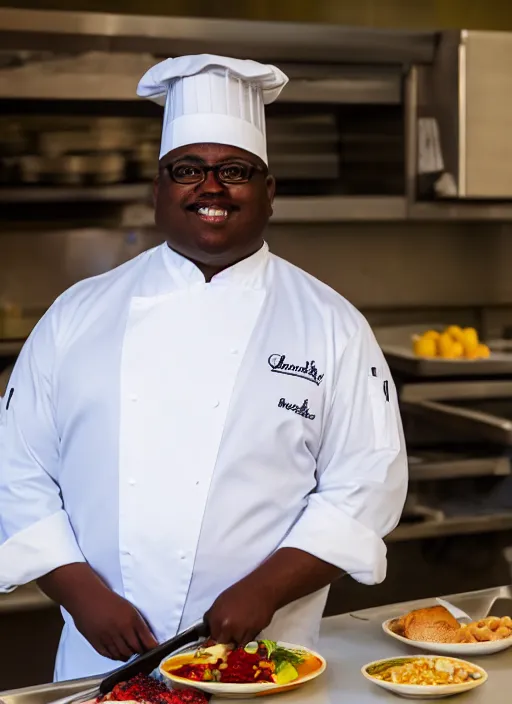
{"left": 268, "top": 354, "right": 324, "bottom": 385}
{"left": 278, "top": 397, "right": 316, "bottom": 420}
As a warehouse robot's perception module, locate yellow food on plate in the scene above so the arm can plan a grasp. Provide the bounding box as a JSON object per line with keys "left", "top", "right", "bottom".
{"left": 412, "top": 325, "right": 490, "bottom": 360}
{"left": 455, "top": 617, "right": 512, "bottom": 643}
{"left": 422, "top": 330, "right": 440, "bottom": 341}
{"left": 413, "top": 337, "right": 437, "bottom": 358}
{"left": 445, "top": 325, "right": 465, "bottom": 343}
{"left": 437, "top": 332, "right": 457, "bottom": 357}
{"left": 461, "top": 327, "right": 479, "bottom": 354}
{"left": 367, "top": 657, "right": 483, "bottom": 686}
{"left": 475, "top": 343, "right": 490, "bottom": 359}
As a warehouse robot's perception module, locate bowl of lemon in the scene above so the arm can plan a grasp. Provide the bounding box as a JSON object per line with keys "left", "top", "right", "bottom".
{"left": 413, "top": 326, "right": 490, "bottom": 361}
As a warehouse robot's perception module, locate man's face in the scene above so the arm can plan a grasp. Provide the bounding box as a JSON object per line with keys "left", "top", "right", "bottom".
{"left": 154, "top": 143, "right": 275, "bottom": 268}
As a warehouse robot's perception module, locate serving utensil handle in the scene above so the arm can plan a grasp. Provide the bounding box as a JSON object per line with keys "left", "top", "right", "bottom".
{"left": 99, "top": 620, "right": 210, "bottom": 695}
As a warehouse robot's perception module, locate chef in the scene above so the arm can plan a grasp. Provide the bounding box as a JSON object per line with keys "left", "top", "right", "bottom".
{"left": 0, "top": 55, "right": 408, "bottom": 681}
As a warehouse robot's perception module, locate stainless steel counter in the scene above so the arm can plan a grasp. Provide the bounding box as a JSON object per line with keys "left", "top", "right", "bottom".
{"left": 2, "top": 586, "right": 511, "bottom": 703}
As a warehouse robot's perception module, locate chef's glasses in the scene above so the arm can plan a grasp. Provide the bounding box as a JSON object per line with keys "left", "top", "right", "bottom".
{"left": 164, "top": 159, "right": 267, "bottom": 186}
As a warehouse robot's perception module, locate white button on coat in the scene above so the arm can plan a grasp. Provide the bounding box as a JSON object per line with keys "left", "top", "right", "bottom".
{"left": 0, "top": 242, "right": 407, "bottom": 682}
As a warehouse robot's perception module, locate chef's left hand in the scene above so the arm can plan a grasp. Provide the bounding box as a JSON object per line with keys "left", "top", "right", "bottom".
{"left": 205, "top": 580, "right": 277, "bottom": 645}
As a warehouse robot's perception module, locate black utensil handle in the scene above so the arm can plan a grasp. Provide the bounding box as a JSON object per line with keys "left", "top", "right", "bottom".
{"left": 99, "top": 620, "right": 210, "bottom": 695}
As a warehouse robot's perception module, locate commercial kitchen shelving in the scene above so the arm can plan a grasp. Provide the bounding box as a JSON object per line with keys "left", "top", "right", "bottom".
{"left": 4, "top": 189, "right": 512, "bottom": 222}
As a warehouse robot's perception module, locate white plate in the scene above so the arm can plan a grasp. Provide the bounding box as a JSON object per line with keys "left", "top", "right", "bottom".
{"left": 362, "top": 655, "right": 488, "bottom": 699}
{"left": 383, "top": 617, "right": 512, "bottom": 655}
{"left": 160, "top": 642, "right": 326, "bottom": 699}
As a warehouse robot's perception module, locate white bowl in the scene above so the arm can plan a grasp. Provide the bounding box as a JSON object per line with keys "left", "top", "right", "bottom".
{"left": 362, "top": 655, "right": 488, "bottom": 699}
{"left": 160, "top": 642, "right": 326, "bottom": 699}
{"left": 383, "top": 618, "right": 512, "bottom": 656}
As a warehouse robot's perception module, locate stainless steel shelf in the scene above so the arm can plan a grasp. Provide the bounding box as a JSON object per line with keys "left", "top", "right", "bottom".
{"left": 389, "top": 513, "right": 512, "bottom": 542}
{"left": 4, "top": 185, "right": 512, "bottom": 222}
{"left": 0, "top": 189, "right": 407, "bottom": 221}
{"left": 408, "top": 456, "right": 511, "bottom": 481}
{"left": 0, "top": 184, "right": 152, "bottom": 204}
{"left": 0, "top": 9, "right": 437, "bottom": 65}
{"left": 409, "top": 201, "right": 512, "bottom": 221}
{"left": 271, "top": 196, "right": 407, "bottom": 222}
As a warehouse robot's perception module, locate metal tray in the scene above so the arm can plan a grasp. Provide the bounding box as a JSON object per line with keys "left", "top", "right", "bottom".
{"left": 1, "top": 678, "right": 101, "bottom": 704}
{"left": 383, "top": 345, "right": 512, "bottom": 377}
{"left": 375, "top": 324, "right": 512, "bottom": 378}
{"left": 404, "top": 380, "right": 512, "bottom": 446}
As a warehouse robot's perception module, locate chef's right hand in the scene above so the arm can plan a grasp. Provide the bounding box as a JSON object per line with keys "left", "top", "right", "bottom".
{"left": 72, "top": 586, "right": 159, "bottom": 661}
{"left": 38, "top": 563, "right": 158, "bottom": 662}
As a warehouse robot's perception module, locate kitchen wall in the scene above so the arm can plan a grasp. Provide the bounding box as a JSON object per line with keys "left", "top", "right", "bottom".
{"left": 2, "top": 221, "right": 512, "bottom": 337}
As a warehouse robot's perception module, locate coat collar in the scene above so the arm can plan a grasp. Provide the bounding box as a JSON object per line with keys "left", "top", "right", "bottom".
{"left": 161, "top": 241, "right": 269, "bottom": 289}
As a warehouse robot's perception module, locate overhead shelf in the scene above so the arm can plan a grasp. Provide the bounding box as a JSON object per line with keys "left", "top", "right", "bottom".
{"left": 0, "top": 184, "right": 152, "bottom": 204}
{"left": 389, "top": 512, "right": 512, "bottom": 542}
{"left": 409, "top": 201, "right": 512, "bottom": 222}
{"left": 0, "top": 8, "right": 437, "bottom": 65}
{"left": 1, "top": 188, "right": 406, "bottom": 220}
{"left": 271, "top": 196, "right": 407, "bottom": 223}
{"left": 408, "top": 456, "right": 511, "bottom": 481}
{"left": 3, "top": 187, "right": 512, "bottom": 222}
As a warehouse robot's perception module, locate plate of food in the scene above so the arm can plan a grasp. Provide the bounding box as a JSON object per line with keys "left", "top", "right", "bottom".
{"left": 362, "top": 655, "right": 487, "bottom": 699}
{"left": 383, "top": 605, "right": 512, "bottom": 655}
{"left": 160, "top": 639, "right": 326, "bottom": 699}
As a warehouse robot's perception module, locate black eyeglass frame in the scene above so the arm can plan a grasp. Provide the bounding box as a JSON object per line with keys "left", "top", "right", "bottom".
{"left": 162, "top": 159, "right": 267, "bottom": 186}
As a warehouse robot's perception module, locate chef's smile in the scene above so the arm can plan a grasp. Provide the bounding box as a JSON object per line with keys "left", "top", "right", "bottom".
{"left": 195, "top": 205, "right": 230, "bottom": 224}
{"left": 186, "top": 199, "right": 238, "bottom": 227}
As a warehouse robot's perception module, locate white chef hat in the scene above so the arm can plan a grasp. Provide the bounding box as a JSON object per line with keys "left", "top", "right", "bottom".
{"left": 137, "top": 54, "right": 288, "bottom": 164}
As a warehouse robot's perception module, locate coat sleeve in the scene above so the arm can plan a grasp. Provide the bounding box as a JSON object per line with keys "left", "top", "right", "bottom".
{"left": 0, "top": 304, "right": 85, "bottom": 592}
{"left": 280, "top": 319, "right": 408, "bottom": 585}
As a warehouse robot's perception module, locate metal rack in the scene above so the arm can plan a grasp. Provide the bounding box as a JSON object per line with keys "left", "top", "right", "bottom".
{"left": 1, "top": 9, "right": 512, "bottom": 221}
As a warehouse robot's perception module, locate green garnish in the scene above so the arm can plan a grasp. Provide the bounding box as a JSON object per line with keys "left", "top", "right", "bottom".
{"left": 367, "top": 658, "right": 416, "bottom": 676}
{"left": 261, "top": 640, "right": 277, "bottom": 658}
{"left": 271, "top": 645, "right": 305, "bottom": 668}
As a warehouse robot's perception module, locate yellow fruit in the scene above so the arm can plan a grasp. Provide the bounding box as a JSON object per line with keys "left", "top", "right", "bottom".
{"left": 437, "top": 333, "right": 456, "bottom": 356}
{"left": 413, "top": 337, "right": 437, "bottom": 358}
{"left": 475, "top": 343, "right": 490, "bottom": 359}
{"left": 423, "top": 330, "right": 440, "bottom": 341}
{"left": 439, "top": 341, "right": 464, "bottom": 359}
{"left": 445, "top": 325, "right": 464, "bottom": 342}
{"left": 461, "top": 327, "right": 479, "bottom": 354}
{"left": 451, "top": 341, "right": 464, "bottom": 358}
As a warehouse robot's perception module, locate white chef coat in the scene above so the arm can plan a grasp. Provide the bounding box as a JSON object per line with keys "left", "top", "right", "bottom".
{"left": 0, "top": 242, "right": 407, "bottom": 681}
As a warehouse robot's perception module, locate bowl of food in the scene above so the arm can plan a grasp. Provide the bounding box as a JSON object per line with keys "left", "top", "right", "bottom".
{"left": 362, "top": 655, "right": 487, "bottom": 699}
{"left": 160, "top": 640, "right": 326, "bottom": 699}
{"left": 383, "top": 605, "right": 512, "bottom": 655}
